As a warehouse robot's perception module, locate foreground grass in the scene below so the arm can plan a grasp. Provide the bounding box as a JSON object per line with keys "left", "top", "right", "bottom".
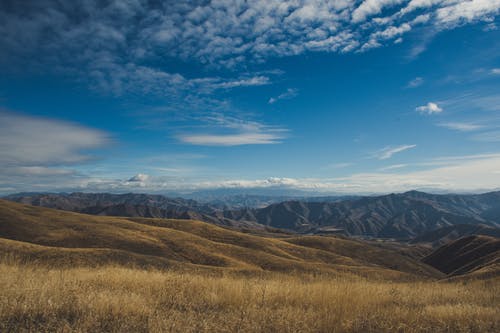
{"left": 1, "top": 263, "right": 498, "bottom": 333}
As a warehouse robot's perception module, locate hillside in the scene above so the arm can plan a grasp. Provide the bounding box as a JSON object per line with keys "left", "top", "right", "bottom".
{"left": 423, "top": 235, "right": 500, "bottom": 276}
{"left": 1, "top": 200, "right": 499, "bottom": 332}
{"left": 0, "top": 199, "right": 442, "bottom": 279}
{"left": 411, "top": 224, "right": 500, "bottom": 247}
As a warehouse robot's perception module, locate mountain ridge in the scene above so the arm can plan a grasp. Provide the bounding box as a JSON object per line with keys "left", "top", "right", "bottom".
{"left": 4, "top": 190, "right": 500, "bottom": 240}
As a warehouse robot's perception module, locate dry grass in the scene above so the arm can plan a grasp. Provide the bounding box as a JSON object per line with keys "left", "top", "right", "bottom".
{"left": 1, "top": 200, "right": 498, "bottom": 332}
{"left": 1, "top": 261, "right": 498, "bottom": 333}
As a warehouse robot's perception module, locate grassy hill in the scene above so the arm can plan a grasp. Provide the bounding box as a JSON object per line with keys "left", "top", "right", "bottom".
{"left": 1, "top": 199, "right": 499, "bottom": 332}
{"left": 0, "top": 199, "right": 441, "bottom": 279}
{"left": 423, "top": 235, "right": 500, "bottom": 276}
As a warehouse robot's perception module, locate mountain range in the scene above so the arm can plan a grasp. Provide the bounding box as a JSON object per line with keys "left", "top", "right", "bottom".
{"left": 4, "top": 190, "right": 500, "bottom": 240}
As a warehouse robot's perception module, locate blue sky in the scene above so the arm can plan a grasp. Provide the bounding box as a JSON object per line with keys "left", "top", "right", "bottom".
{"left": 1, "top": 0, "right": 500, "bottom": 195}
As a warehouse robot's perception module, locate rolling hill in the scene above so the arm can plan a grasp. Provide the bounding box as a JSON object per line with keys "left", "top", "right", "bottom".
{"left": 423, "top": 235, "right": 500, "bottom": 277}
{"left": 0, "top": 199, "right": 442, "bottom": 279}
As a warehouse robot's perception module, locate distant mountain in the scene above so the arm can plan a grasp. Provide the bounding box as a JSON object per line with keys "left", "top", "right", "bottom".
{"left": 188, "top": 193, "right": 358, "bottom": 209}
{"left": 4, "top": 192, "right": 203, "bottom": 212}
{"left": 5, "top": 190, "right": 500, "bottom": 240}
{"left": 2, "top": 192, "right": 269, "bottom": 230}
{"left": 422, "top": 235, "right": 500, "bottom": 277}
{"left": 224, "top": 191, "right": 500, "bottom": 238}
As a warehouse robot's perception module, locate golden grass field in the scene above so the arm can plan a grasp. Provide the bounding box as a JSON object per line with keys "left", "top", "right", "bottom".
{"left": 0, "top": 260, "right": 498, "bottom": 333}
{"left": 0, "top": 200, "right": 499, "bottom": 332}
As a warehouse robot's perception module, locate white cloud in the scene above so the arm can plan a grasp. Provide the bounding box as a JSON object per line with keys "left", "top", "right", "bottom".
{"left": 352, "top": 0, "right": 405, "bottom": 23}
{"left": 373, "top": 23, "right": 412, "bottom": 39}
{"left": 177, "top": 132, "right": 284, "bottom": 146}
{"left": 492, "top": 68, "right": 500, "bottom": 75}
{"left": 1, "top": 0, "right": 499, "bottom": 89}
{"left": 0, "top": 111, "right": 110, "bottom": 194}
{"left": 214, "top": 76, "right": 271, "bottom": 89}
{"left": 4, "top": 152, "right": 500, "bottom": 195}
{"left": 87, "top": 153, "right": 500, "bottom": 193}
{"left": 407, "top": 76, "right": 424, "bottom": 88}
{"left": 268, "top": 88, "right": 299, "bottom": 104}
{"left": 399, "top": 0, "right": 447, "bottom": 16}
{"left": 128, "top": 173, "right": 150, "bottom": 182}
{"left": 375, "top": 145, "right": 417, "bottom": 160}
{"left": 379, "top": 164, "right": 408, "bottom": 171}
{"left": 438, "top": 122, "right": 484, "bottom": 131}
{"left": 0, "top": 111, "right": 109, "bottom": 166}
{"left": 325, "top": 162, "right": 353, "bottom": 170}
{"left": 176, "top": 114, "right": 287, "bottom": 146}
{"left": 416, "top": 102, "right": 443, "bottom": 114}
{"left": 436, "top": 0, "right": 500, "bottom": 26}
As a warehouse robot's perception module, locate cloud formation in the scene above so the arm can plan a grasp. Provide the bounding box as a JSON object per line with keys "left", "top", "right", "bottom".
{"left": 176, "top": 115, "right": 287, "bottom": 146}
{"left": 8, "top": 153, "right": 500, "bottom": 195}
{"left": 268, "top": 88, "right": 299, "bottom": 104}
{"left": 374, "top": 144, "right": 417, "bottom": 160}
{"left": 406, "top": 76, "right": 424, "bottom": 88}
{"left": 438, "top": 122, "right": 484, "bottom": 131}
{"left": 0, "top": 111, "right": 109, "bottom": 166}
{"left": 0, "top": 111, "right": 110, "bottom": 194}
{"left": 1, "top": 1, "right": 499, "bottom": 95}
{"left": 416, "top": 102, "right": 443, "bottom": 114}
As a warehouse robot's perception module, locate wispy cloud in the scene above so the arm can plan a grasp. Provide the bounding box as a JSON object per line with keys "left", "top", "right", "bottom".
{"left": 406, "top": 77, "right": 424, "bottom": 88}
{"left": 416, "top": 102, "right": 443, "bottom": 114}
{"left": 472, "top": 131, "right": 500, "bottom": 142}
{"left": 420, "top": 153, "right": 500, "bottom": 166}
{"left": 177, "top": 132, "right": 285, "bottom": 146}
{"left": 438, "top": 122, "right": 484, "bottom": 131}
{"left": 0, "top": 111, "right": 109, "bottom": 166}
{"left": 0, "top": 111, "right": 110, "bottom": 194}
{"left": 268, "top": 88, "right": 299, "bottom": 104}
{"left": 213, "top": 76, "right": 271, "bottom": 89}
{"left": 374, "top": 145, "right": 417, "bottom": 160}
{"left": 379, "top": 164, "right": 408, "bottom": 171}
{"left": 324, "top": 162, "right": 353, "bottom": 170}
{"left": 176, "top": 115, "right": 287, "bottom": 146}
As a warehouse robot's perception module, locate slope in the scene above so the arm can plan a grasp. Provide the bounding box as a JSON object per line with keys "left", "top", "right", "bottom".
{"left": 0, "top": 199, "right": 442, "bottom": 280}
{"left": 411, "top": 224, "right": 500, "bottom": 247}
{"left": 422, "top": 235, "right": 500, "bottom": 276}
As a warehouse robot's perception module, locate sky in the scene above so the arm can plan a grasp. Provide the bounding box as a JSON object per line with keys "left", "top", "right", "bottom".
{"left": 0, "top": 0, "right": 500, "bottom": 195}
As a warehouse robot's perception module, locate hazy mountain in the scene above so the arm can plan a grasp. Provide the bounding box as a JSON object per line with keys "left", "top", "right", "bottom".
{"left": 185, "top": 192, "right": 358, "bottom": 209}
{"left": 225, "top": 191, "right": 500, "bottom": 238}
{"left": 2, "top": 192, "right": 270, "bottom": 230}
{"left": 4, "top": 192, "right": 205, "bottom": 212}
